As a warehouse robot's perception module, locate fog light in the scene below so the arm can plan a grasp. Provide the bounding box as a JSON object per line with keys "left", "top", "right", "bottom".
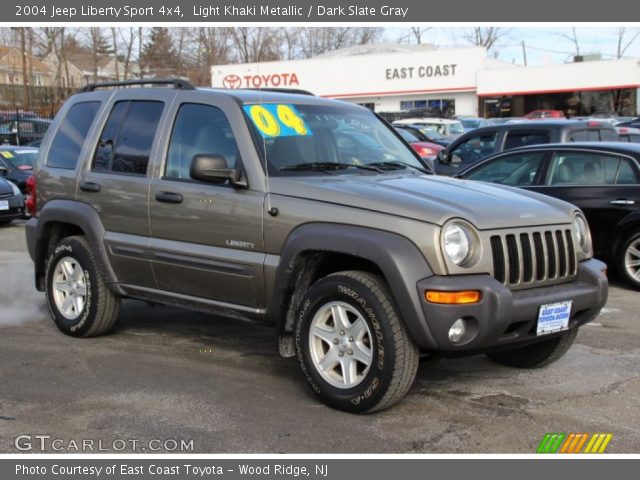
{"left": 448, "top": 318, "right": 467, "bottom": 344}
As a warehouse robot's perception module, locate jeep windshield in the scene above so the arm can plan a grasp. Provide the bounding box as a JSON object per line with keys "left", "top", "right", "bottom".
{"left": 245, "top": 103, "right": 427, "bottom": 175}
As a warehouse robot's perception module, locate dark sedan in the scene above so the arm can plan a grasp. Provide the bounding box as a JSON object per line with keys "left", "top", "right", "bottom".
{"left": 457, "top": 142, "right": 640, "bottom": 289}
{"left": 0, "top": 176, "right": 25, "bottom": 224}
{"left": 0, "top": 146, "right": 38, "bottom": 193}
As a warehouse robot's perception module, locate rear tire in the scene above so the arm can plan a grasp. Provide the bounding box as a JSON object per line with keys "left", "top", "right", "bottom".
{"left": 294, "top": 270, "right": 419, "bottom": 413}
{"left": 45, "top": 235, "right": 120, "bottom": 337}
{"left": 617, "top": 231, "right": 640, "bottom": 290}
{"left": 487, "top": 328, "right": 578, "bottom": 368}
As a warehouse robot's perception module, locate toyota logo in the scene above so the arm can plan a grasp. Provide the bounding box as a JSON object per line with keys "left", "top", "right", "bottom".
{"left": 223, "top": 74, "right": 242, "bottom": 89}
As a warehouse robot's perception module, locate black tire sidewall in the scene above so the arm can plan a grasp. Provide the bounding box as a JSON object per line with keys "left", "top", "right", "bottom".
{"left": 45, "top": 237, "right": 97, "bottom": 337}
{"left": 294, "top": 274, "right": 398, "bottom": 413}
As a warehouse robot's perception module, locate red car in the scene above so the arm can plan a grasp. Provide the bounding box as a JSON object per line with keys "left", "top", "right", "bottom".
{"left": 524, "top": 110, "right": 566, "bottom": 120}
{"left": 395, "top": 127, "right": 443, "bottom": 158}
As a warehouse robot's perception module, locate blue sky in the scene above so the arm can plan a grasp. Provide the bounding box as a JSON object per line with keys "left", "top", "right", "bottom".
{"left": 386, "top": 27, "right": 640, "bottom": 65}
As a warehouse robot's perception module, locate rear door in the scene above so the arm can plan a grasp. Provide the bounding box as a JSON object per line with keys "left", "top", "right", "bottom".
{"left": 76, "top": 92, "right": 171, "bottom": 288}
{"left": 533, "top": 149, "right": 640, "bottom": 258}
{"left": 147, "top": 92, "right": 266, "bottom": 309}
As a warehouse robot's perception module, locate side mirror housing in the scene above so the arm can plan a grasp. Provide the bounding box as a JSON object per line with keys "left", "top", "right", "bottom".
{"left": 190, "top": 154, "right": 244, "bottom": 186}
{"left": 437, "top": 150, "right": 448, "bottom": 163}
{"left": 0, "top": 165, "right": 7, "bottom": 175}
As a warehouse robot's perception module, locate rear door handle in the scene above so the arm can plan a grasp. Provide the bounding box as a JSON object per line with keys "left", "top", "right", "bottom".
{"left": 155, "top": 191, "right": 183, "bottom": 204}
{"left": 79, "top": 181, "right": 101, "bottom": 192}
{"left": 609, "top": 199, "right": 635, "bottom": 205}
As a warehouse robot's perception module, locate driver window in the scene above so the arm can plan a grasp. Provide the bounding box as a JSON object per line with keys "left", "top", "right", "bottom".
{"left": 465, "top": 151, "right": 545, "bottom": 186}
{"left": 165, "top": 103, "right": 240, "bottom": 180}
{"left": 452, "top": 132, "right": 499, "bottom": 163}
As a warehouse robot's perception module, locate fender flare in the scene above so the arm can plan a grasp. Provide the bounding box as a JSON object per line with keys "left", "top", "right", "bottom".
{"left": 26, "top": 199, "right": 125, "bottom": 295}
{"left": 270, "top": 223, "right": 438, "bottom": 349}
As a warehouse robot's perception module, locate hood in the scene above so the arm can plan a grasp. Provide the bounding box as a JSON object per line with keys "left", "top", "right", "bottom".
{"left": 270, "top": 173, "right": 574, "bottom": 230}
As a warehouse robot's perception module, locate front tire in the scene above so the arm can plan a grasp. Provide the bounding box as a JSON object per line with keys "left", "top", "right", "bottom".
{"left": 45, "top": 235, "right": 120, "bottom": 337}
{"left": 294, "top": 271, "right": 419, "bottom": 413}
{"left": 618, "top": 231, "right": 640, "bottom": 290}
{"left": 487, "top": 328, "right": 578, "bottom": 368}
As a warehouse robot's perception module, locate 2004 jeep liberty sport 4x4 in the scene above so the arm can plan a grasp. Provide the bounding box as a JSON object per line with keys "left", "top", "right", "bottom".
{"left": 24, "top": 79, "right": 608, "bottom": 413}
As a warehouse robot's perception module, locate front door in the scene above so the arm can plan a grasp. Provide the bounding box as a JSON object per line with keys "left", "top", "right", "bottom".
{"left": 148, "top": 98, "right": 266, "bottom": 309}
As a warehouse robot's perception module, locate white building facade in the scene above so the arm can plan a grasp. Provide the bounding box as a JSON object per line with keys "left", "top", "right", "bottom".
{"left": 211, "top": 45, "right": 640, "bottom": 118}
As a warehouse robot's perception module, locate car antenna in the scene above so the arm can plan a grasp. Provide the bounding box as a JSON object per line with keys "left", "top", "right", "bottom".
{"left": 258, "top": 70, "right": 277, "bottom": 217}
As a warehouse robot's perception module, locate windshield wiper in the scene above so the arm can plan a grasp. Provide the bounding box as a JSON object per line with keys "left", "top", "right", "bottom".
{"left": 368, "top": 161, "right": 432, "bottom": 175}
{"left": 280, "top": 162, "right": 383, "bottom": 173}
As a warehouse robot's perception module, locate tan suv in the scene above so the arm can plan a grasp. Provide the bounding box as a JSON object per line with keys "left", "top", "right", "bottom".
{"left": 25, "top": 79, "right": 608, "bottom": 412}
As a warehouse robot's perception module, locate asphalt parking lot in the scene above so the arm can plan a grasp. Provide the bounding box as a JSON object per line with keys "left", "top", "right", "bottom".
{"left": 1, "top": 220, "right": 639, "bottom": 453}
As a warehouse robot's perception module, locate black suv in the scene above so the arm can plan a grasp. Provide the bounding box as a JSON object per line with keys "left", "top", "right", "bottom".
{"left": 435, "top": 120, "right": 619, "bottom": 175}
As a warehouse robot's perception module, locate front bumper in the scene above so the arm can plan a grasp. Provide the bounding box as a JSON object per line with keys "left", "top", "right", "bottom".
{"left": 416, "top": 258, "right": 608, "bottom": 353}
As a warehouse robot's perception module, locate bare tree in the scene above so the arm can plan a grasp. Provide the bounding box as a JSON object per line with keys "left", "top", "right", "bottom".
{"left": 117, "top": 28, "right": 138, "bottom": 80}
{"left": 295, "top": 27, "right": 383, "bottom": 59}
{"left": 615, "top": 27, "right": 640, "bottom": 58}
{"left": 86, "top": 28, "right": 113, "bottom": 81}
{"left": 462, "top": 27, "right": 509, "bottom": 53}
{"left": 192, "top": 27, "right": 231, "bottom": 85}
{"left": 559, "top": 27, "right": 581, "bottom": 57}
{"left": 110, "top": 27, "right": 119, "bottom": 80}
{"left": 399, "top": 27, "right": 432, "bottom": 45}
{"left": 230, "top": 27, "right": 281, "bottom": 63}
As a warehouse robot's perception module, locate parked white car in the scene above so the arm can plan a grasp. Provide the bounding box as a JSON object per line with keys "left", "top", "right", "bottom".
{"left": 393, "top": 117, "right": 464, "bottom": 139}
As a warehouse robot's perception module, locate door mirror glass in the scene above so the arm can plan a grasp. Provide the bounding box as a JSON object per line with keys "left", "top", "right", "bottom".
{"left": 190, "top": 154, "right": 241, "bottom": 184}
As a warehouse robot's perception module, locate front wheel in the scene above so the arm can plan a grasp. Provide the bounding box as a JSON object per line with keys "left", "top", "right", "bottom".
{"left": 294, "top": 271, "right": 419, "bottom": 413}
{"left": 487, "top": 328, "right": 578, "bottom": 368}
{"left": 45, "top": 235, "right": 120, "bottom": 337}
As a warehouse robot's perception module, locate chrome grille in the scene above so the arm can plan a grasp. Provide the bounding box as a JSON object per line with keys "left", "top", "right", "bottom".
{"left": 490, "top": 228, "right": 577, "bottom": 288}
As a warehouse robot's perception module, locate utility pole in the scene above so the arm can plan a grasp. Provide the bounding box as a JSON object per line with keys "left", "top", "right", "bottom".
{"left": 521, "top": 41, "right": 528, "bottom": 66}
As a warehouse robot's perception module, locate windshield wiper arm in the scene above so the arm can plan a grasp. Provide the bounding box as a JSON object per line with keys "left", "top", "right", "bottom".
{"left": 280, "top": 162, "right": 383, "bottom": 173}
{"left": 368, "top": 161, "right": 432, "bottom": 175}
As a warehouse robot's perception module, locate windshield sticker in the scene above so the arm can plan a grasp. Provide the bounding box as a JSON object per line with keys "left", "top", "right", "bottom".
{"left": 1, "top": 151, "right": 14, "bottom": 158}
{"left": 244, "top": 104, "right": 312, "bottom": 138}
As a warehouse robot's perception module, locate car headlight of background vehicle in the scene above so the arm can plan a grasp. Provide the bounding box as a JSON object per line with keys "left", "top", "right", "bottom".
{"left": 442, "top": 221, "right": 476, "bottom": 267}
{"left": 574, "top": 212, "right": 593, "bottom": 259}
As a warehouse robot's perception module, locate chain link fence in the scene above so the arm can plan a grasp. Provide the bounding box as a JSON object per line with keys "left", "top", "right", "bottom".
{"left": 0, "top": 107, "right": 55, "bottom": 146}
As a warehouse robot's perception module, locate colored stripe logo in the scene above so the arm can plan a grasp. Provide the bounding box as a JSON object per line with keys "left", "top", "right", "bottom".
{"left": 536, "top": 433, "right": 612, "bottom": 453}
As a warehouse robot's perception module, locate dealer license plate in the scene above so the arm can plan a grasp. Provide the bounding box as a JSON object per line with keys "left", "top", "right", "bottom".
{"left": 536, "top": 301, "right": 572, "bottom": 336}
{"left": 0, "top": 200, "right": 9, "bottom": 211}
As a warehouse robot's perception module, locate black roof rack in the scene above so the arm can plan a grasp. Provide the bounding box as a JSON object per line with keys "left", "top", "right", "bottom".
{"left": 79, "top": 78, "right": 195, "bottom": 93}
{"left": 240, "top": 88, "right": 315, "bottom": 96}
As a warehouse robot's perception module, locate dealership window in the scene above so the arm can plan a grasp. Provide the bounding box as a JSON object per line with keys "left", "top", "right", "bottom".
{"left": 358, "top": 103, "right": 376, "bottom": 111}
{"left": 400, "top": 98, "right": 455, "bottom": 117}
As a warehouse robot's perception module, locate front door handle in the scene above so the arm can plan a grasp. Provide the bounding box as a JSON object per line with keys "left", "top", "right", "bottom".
{"left": 609, "top": 199, "right": 635, "bottom": 205}
{"left": 79, "top": 181, "right": 101, "bottom": 192}
{"left": 155, "top": 191, "right": 183, "bottom": 204}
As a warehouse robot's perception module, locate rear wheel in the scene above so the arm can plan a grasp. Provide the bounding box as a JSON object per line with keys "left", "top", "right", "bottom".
{"left": 487, "top": 328, "right": 578, "bottom": 368}
{"left": 45, "top": 235, "right": 120, "bottom": 337}
{"left": 295, "top": 270, "right": 419, "bottom": 413}
{"left": 618, "top": 232, "right": 640, "bottom": 290}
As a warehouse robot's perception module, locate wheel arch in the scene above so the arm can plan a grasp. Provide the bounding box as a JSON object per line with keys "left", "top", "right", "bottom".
{"left": 26, "top": 199, "right": 124, "bottom": 294}
{"left": 270, "top": 223, "right": 438, "bottom": 350}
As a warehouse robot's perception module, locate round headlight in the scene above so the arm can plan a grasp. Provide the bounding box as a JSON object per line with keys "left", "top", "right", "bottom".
{"left": 574, "top": 214, "right": 589, "bottom": 249}
{"left": 443, "top": 222, "right": 473, "bottom": 266}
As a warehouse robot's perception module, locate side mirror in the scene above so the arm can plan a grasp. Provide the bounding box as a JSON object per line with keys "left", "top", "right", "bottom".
{"left": 437, "top": 150, "right": 448, "bottom": 163}
{"left": 0, "top": 165, "right": 7, "bottom": 176}
{"left": 190, "top": 154, "right": 242, "bottom": 185}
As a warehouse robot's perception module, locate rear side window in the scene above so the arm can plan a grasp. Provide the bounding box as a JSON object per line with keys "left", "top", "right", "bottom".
{"left": 547, "top": 151, "right": 631, "bottom": 185}
{"left": 47, "top": 101, "right": 101, "bottom": 169}
{"left": 617, "top": 159, "right": 639, "bottom": 184}
{"left": 600, "top": 129, "right": 618, "bottom": 141}
{"left": 503, "top": 130, "right": 550, "bottom": 150}
{"left": 568, "top": 130, "right": 588, "bottom": 141}
{"left": 93, "top": 100, "right": 164, "bottom": 175}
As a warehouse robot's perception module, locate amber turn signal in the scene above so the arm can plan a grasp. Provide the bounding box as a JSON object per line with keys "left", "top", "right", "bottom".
{"left": 425, "top": 290, "right": 482, "bottom": 304}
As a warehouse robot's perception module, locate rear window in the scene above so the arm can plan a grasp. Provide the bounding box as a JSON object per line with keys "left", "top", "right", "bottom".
{"left": 503, "top": 130, "right": 551, "bottom": 150}
{"left": 47, "top": 101, "right": 101, "bottom": 169}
